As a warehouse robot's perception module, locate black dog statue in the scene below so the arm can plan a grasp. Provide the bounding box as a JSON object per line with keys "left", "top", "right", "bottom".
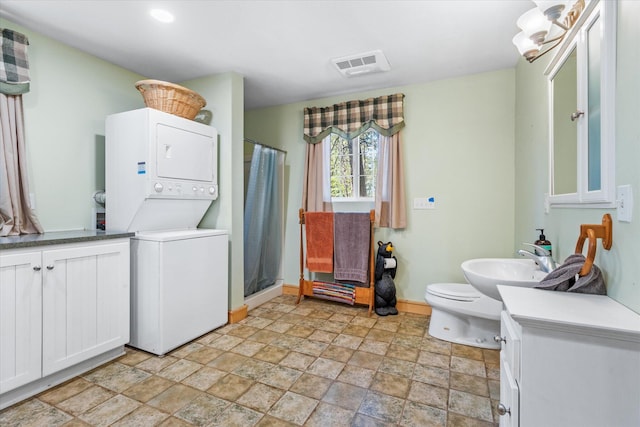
{"left": 374, "top": 241, "right": 398, "bottom": 316}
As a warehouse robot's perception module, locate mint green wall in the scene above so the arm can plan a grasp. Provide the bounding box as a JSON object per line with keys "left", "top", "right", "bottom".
{"left": 514, "top": 0, "right": 640, "bottom": 314}
{"left": 2, "top": 19, "right": 246, "bottom": 312}
{"left": 182, "top": 73, "right": 246, "bottom": 312}
{"left": 245, "top": 69, "right": 517, "bottom": 303}
{"left": 0, "top": 20, "right": 144, "bottom": 231}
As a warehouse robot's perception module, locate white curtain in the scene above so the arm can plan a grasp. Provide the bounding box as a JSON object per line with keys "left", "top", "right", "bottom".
{"left": 375, "top": 133, "right": 407, "bottom": 228}
{"left": 244, "top": 144, "right": 283, "bottom": 297}
{"left": 302, "top": 133, "right": 406, "bottom": 228}
{"left": 301, "top": 135, "right": 332, "bottom": 212}
{"left": 0, "top": 93, "right": 43, "bottom": 236}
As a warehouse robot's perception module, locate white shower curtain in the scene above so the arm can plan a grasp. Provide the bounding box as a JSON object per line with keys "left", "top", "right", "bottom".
{"left": 244, "top": 144, "right": 283, "bottom": 297}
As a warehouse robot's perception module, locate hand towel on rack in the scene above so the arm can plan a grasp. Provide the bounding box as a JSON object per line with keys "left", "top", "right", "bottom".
{"left": 535, "top": 254, "right": 606, "bottom": 295}
{"left": 305, "top": 212, "right": 334, "bottom": 273}
{"left": 333, "top": 212, "right": 370, "bottom": 284}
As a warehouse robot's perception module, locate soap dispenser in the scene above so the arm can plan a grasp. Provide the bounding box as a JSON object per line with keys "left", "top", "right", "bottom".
{"left": 535, "top": 229, "right": 552, "bottom": 256}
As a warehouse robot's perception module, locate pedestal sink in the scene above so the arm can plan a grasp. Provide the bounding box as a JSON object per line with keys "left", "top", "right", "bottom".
{"left": 461, "top": 258, "right": 547, "bottom": 301}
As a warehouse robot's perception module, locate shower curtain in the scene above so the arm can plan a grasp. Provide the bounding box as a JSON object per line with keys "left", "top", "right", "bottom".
{"left": 244, "top": 144, "right": 283, "bottom": 297}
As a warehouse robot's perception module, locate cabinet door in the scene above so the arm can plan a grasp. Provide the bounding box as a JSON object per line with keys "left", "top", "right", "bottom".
{"left": 499, "top": 355, "right": 520, "bottom": 427}
{"left": 42, "top": 241, "right": 129, "bottom": 376}
{"left": 0, "top": 252, "right": 42, "bottom": 393}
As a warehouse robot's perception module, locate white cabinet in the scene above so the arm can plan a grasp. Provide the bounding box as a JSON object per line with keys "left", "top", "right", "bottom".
{"left": 41, "top": 242, "right": 130, "bottom": 376}
{"left": 546, "top": 0, "right": 617, "bottom": 206}
{"left": 0, "top": 238, "right": 130, "bottom": 405}
{"left": 496, "top": 286, "right": 640, "bottom": 427}
{"left": 0, "top": 252, "right": 42, "bottom": 393}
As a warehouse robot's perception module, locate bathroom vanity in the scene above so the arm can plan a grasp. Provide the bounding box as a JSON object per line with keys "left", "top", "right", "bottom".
{"left": 496, "top": 286, "right": 640, "bottom": 427}
{"left": 0, "top": 231, "right": 133, "bottom": 409}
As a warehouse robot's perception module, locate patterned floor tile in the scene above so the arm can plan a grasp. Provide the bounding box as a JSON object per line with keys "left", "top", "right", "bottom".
{"left": 78, "top": 395, "right": 140, "bottom": 427}
{"left": 305, "top": 402, "right": 355, "bottom": 427}
{"left": 358, "top": 390, "right": 405, "bottom": 424}
{"left": 268, "top": 391, "right": 318, "bottom": 425}
{"left": 0, "top": 399, "right": 73, "bottom": 426}
{"left": 2, "top": 295, "right": 501, "bottom": 427}
{"left": 448, "top": 389, "right": 494, "bottom": 422}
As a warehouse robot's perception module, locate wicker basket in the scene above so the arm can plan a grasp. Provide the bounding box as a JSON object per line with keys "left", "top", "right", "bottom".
{"left": 135, "top": 80, "right": 206, "bottom": 120}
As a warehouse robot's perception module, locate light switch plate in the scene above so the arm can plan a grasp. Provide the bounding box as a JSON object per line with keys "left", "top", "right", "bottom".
{"left": 413, "top": 197, "right": 436, "bottom": 210}
{"left": 617, "top": 185, "right": 633, "bottom": 222}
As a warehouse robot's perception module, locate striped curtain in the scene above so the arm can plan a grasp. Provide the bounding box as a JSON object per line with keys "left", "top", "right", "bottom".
{"left": 302, "top": 94, "right": 407, "bottom": 229}
{"left": 0, "top": 29, "right": 42, "bottom": 235}
{"left": 303, "top": 93, "right": 405, "bottom": 144}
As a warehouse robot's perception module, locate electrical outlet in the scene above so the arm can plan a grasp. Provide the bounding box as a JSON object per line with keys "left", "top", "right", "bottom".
{"left": 617, "top": 185, "right": 633, "bottom": 222}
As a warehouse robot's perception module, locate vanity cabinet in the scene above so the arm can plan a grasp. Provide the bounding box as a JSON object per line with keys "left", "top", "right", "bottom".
{"left": 0, "top": 251, "right": 42, "bottom": 393}
{"left": 0, "top": 238, "right": 130, "bottom": 407}
{"left": 496, "top": 286, "right": 640, "bottom": 427}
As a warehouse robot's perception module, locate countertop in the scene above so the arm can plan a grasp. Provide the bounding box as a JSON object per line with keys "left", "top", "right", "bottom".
{"left": 0, "top": 230, "right": 134, "bottom": 250}
{"left": 498, "top": 285, "right": 640, "bottom": 342}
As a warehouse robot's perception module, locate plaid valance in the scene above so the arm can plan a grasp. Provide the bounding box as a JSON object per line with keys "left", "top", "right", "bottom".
{"left": 0, "top": 29, "right": 30, "bottom": 95}
{"left": 303, "top": 93, "right": 405, "bottom": 144}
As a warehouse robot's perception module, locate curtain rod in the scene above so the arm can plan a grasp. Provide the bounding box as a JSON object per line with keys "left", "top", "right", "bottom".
{"left": 244, "top": 138, "right": 287, "bottom": 155}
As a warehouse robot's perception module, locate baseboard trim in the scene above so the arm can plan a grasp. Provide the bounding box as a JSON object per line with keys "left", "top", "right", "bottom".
{"left": 228, "top": 304, "right": 248, "bottom": 324}
{"left": 282, "top": 284, "right": 299, "bottom": 296}
{"left": 282, "top": 284, "right": 431, "bottom": 316}
{"left": 396, "top": 299, "right": 431, "bottom": 316}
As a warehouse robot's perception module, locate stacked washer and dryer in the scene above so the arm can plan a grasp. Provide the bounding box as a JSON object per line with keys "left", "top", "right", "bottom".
{"left": 105, "top": 108, "right": 228, "bottom": 356}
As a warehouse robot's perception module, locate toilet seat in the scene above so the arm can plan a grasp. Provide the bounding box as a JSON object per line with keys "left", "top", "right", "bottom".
{"left": 426, "top": 283, "right": 482, "bottom": 302}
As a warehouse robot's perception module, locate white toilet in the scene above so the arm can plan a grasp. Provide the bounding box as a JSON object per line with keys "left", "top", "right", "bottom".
{"left": 425, "top": 283, "right": 503, "bottom": 349}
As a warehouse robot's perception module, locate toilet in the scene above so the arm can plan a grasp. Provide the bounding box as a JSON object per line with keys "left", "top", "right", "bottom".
{"left": 425, "top": 283, "right": 503, "bottom": 349}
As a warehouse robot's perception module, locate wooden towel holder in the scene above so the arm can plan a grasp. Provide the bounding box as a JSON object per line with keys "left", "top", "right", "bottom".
{"left": 574, "top": 213, "right": 612, "bottom": 277}
{"left": 298, "top": 208, "right": 376, "bottom": 316}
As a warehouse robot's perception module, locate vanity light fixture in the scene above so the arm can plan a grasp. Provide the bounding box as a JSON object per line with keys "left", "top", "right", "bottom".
{"left": 150, "top": 8, "right": 175, "bottom": 23}
{"left": 512, "top": 0, "right": 585, "bottom": 63}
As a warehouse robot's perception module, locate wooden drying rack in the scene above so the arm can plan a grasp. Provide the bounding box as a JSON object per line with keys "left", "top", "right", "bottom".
{"left": 297, "top": 209, "right": 376, "bottom": 316}
{"left": 575, "top": 214, "right": 612, "bottom": 276}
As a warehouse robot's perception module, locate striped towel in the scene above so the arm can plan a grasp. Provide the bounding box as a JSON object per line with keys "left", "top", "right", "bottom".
{"left": 312, "top": 281, "right": 355, "bottom": 305}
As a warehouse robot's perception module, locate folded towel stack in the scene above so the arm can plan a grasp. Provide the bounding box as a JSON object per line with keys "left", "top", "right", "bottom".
{"left": 535, "top": 254, "right": 606, "bottom": 295}
{"left": 312, "top": 281, "right": 355, "bottom": 305}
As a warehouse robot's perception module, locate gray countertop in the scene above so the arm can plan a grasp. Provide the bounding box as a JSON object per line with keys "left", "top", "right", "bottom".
{"left": 0, "top": 230, "right": 134, "bottom": 250}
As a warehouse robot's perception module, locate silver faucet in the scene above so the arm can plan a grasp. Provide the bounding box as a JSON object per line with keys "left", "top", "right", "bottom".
{"left": 517, "top": 243, "right": 557, "bottom": 273}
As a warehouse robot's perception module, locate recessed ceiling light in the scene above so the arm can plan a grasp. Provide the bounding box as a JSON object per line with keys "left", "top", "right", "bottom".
{"left": 150, "top": 9, "right": 174, "bottom": 23}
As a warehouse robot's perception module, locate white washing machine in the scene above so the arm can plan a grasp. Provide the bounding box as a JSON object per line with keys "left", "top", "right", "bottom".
{"left": 129, "top": 229, "right": 228, "bottom": 355}
{"left": 106, "top": 108, "right": 228, "bottom": 355}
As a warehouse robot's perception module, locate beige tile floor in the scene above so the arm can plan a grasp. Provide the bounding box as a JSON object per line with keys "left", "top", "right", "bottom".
{"left": 1, "top": 295, "right": 501, "bottom": 426}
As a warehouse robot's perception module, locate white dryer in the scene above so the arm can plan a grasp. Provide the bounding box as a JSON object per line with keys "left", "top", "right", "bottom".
{"left": 105, "top": 108, "right": 228, "bottom": 355}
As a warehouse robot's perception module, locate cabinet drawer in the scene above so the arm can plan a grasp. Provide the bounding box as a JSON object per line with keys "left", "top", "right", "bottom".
{"left": 500, "top": 310, "right": 521, "bottom": 381}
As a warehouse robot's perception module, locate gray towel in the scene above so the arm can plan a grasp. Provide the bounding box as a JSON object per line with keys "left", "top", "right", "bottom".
{"left": 535, "top": 254, "right": 606, "bottom": 295}
{"left": 333, "top": 213, "right": 370, "bottom": 284}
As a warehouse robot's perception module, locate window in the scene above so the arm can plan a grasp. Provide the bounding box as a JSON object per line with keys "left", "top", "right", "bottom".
{"left": 325, "top": 129, "right": 379, "bottom": 201}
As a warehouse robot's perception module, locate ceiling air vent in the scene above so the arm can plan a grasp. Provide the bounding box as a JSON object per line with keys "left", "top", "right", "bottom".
{"left": 332, "top": 50, "right": 391, "bottom": 77}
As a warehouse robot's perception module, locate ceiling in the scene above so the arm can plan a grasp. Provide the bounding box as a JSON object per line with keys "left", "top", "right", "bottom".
{"left": 0, "top": 1, "right": 532, "bottom": 110}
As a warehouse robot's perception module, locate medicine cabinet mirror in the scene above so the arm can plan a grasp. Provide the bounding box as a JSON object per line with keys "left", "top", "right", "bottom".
{"left": 546, "top": 0, "right": 616, "bottom": 207}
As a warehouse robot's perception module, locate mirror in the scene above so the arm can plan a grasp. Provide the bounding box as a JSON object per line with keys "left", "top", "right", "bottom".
{"left": 546, "top": 0, "right": 616, "bottom": 207}
{"left": 552, "top": 47, "right": 577, "bottom": 195}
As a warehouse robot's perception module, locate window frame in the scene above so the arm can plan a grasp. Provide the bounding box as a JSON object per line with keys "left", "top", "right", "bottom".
{"left": 325, "top": 130, "right": 379, "bottom": 203}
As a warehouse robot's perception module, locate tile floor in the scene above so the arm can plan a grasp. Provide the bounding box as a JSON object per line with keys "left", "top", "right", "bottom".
{"left": 1, "top": 295, "right": 501, "bottom": 426}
